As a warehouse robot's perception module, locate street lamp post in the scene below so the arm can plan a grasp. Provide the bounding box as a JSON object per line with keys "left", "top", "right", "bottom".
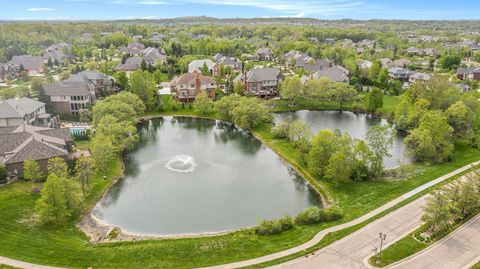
{"left": 377, "top": 232, "right": 387, "bottom": 262}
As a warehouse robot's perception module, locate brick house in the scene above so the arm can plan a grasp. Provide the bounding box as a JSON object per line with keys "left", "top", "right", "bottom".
{"left": 234, "top": 68, "right": 283, "bottom": 98}
{"left": 42, "top": 81, "right": 96, "bottom": 115}
{"left": 456, "top": 68, "right": 480, "bottom": 81}
{"left": 253, "top": 48, "right": 275, "bottom": 62}
{"left": 170, "top": 71, "right": 217, "bottom": 103}
{"left": 7, "top": 55, "right": 44, "bottom": 75}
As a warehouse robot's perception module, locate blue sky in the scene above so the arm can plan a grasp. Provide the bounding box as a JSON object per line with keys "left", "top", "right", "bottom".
{"left": 1, "top": 0, "right": 480, "bottom": 20}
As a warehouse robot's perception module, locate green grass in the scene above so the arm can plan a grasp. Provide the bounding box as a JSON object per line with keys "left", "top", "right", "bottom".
{"left": 472, "top": 261, "right": 480, "bottom": 269}
{"left": 0, "top": 265, "right": 19, "bottom": 269}
{"left": 0, "top": 111, "right": 479, "bottom": 268}
{"left": 369, "top": 235, "right": 426, "bottom": 267}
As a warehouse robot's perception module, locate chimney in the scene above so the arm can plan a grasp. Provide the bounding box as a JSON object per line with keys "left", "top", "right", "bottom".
{"left": 194, "top": 70, "right": 201, "bottom": 96}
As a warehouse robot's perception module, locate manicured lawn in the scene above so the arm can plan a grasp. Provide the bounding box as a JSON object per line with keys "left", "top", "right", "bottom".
{"left": 472, "top": 261, "right": 480, "bottom": 269}
{"left": 369, "top": 235, "right": 426, "bottom": 267}
{"left": 0, "top": 112, "right": 478, "bottom": 268}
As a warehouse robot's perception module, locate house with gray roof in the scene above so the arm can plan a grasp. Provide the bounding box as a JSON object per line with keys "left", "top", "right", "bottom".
{"left": 66, "top": 71, "right": 113, "bottom": 97}
{"left": 7, "top": 55, "right": 44, "bottom": 75}
{"left": 0, "top": 98, "right": 50, "bottom": 127}
{"left": 388, "top": 67, "right": 414, "bottom": 80}
{"left": 42, "top": 81, "right": 96, "bottom": 115}
{"left": 0, "top": 63, "right": 14, "bottom": 82}
{"left": 188, "top": 59, "right": 217, "bottom": 76}
{"left": 143, "top": 47, "right": 167, "bottom": 66}
{"left": 252, "top": 48, "right": 275, "bottom": 62}
{"left": 234, "top": 68, "right": 282, "bottom": 98}
{"left": 214, "top": 54, "right": 242, "bottom": 72}
{"left": 457, "top": 67, "right": 480, "bottom": 81}
{"left": 120, "top": 42, "right": 145, "bottom": 56}
{"left": 114, "top": 57, "right": 143, "bottom": 76}
{"left": 43, "top": 50, "right": 70, "bottom": 66}
{"left": 0, "top": 125, "right": 72, "bottom": 176}
{"left": 301, "top": 66, "right": 349, "bottom": 84}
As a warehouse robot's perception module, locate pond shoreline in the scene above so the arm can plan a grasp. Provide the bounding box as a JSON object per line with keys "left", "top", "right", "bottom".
{"left": 78, "top": 114, "right": 326, "bottom": 243}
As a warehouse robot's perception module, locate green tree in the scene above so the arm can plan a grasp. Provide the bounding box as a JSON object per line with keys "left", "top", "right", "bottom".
{"left": 114, "top": 71, "right": 129, "bottom": 90}
{"left": 193, "top": 91, "right": 213, "bottom": 114}
{"left": 422, "top": 190, "right": 452, "bottom": 232}
{"left": 23, "top": 159, "right": 43, "bottom": 190}
{"left": 369, "top": 60, "right": 382, "bottom": 82}
{"left": 90, "top": 134, "right": 116, "bottom": 172}
{"left": 325, "top": 151, "right": 352, "bottom": 184}
{"left": 215, "top": 94, "right": 241, "bottom": 121}
{"left": 92, "top": 100, "right": 136, "bottom": 125}
{"left": 130, "top": 70, "right": 157, "bottom": 111}
{"left": 405, "top": 111, "right": 454, "bottom": 163}
{"left": 307, "top": 130, "right": 335, "bottom": 177}
{"left": 366, "top": 125, "right": 396, "bottom": 178}
{"left": 331, "top": 83, "right": 358, "bottom": 111}
{"left": 47, "top": 157, "right": 68, "bottom": 178}
{"left": 102, "top": 91, "right": 146, "bottom": 116}
{"left": 280, "top": 76, "right": 302, "bottom": 106}
{"left": 376, "top": 68, "right": 389, "bottom": 89}
{"left": 231, "top": 97, "right": 273, "bottom": 130}
{"left": 445, "top": 101, "right": 472, "bottom": 137}
{"left": 366, "top": 88, "right": 384, "bottom": 113}
{"left": 30, "top": 77, "right": 45, "bottom": 96}
{"left": 96, "top": 115, "right": 138, "bottom": 153}
{"left": 233, "top": 80, "right": 244, "bottom": 96}
{"left": 201, "top": 62, "right": 211, "bottom": 76}
{"left": 75, "top": 156, "right": 96, "bottom": 196}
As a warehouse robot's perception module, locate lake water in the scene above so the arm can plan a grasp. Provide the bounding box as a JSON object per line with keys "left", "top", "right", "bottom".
{"left": 93, "top": 117, "right": 320, "bottom": 236}
{"left": 274, "top": 110, "right": 410, "bottom": 168}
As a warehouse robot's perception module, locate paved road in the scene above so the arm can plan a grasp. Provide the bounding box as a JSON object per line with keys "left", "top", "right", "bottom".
{"left": 387, "top": 214, "right": 480, "bottom": 269}
{"left": 270, "top": 196, "right": 427, "bottom": 269}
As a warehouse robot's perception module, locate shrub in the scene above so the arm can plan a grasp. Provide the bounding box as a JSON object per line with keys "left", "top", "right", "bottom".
{"left": 0, "top": 165, "right": 7, "bottom": 184}
{"left": 294, "top": 206, "right": 343, "bottom": 226}
{"left": 272, "top": 121, "right": 290, "bottom": 139}
{"left": 255, "top": 215, "right": 294, "bottom": 235}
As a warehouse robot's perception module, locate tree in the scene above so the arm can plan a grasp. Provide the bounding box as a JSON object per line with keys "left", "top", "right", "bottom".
{"left": 445, "top": 101, "right": 472, "bottom": 137}
{"left": 35, "top": 174, "right": 81, "bottom": 224}
{"left": 369, "top": 60, "right": 382, "bottom": 82}
{"left": 233, "top": 80, "right": 244, "bottom": 96}
{"left": 231, "top": 97, "right": 273, "bottom": 130}
{"left": 303, "top": 77, "right": 332, "bottom": 104}
{"left": 96, "top": 115, "right": 138, "bottom": 153}
{"left": 307, "top": 130, "right": 335, "bottom": 177}
{"left": 130, "top": 70, "right": 157, "bottom": 111}
{"left": 75, "top": 156, "right": 96, "bottom": 196}
{"left": 23, "top": 159, "right": 43, "bottom": 190}
{"left": 47, "top": 157, "right": 68, "bottom": 178}
{"left": 193, "top": 91, "right": 213, "bottom": 114}
{"left": 30, "top": 77, "right": 45, "bottom": 96}
{"left": 102, "top": 91, "right": 146, "bottom": 116}
{"left": 325, "top": 151, "right": 352, "bottom": 185}
{"left": 422, "top": 190, "right": 452, "bottom": 232}
{"left": 366, "top": 125, "right": 396, "bottom": 178}
{"left": 405, "top": 111, "right": 454, "bottom": 163}
{"left": 280, "top": 76, "right": 302, "bottom": 106}
{"left": 114, "top": 71, "right": 129, "bottom": 90}
{"left": 376, "top": 68, "right": 389, "bottom": 89}
{"left": 92, "top": 100, "right": 136, "bottom": 125}
{"left": 140, "top": 59, "right": 147, "bottom": 70}
{"left": 201, "top": 62, "right": 211, "bottom": 76}
{"left": 366, "top": 88, "right": 384, "bottom": 113}
{"left": 90, "top": 134, "right": 116, "bottom": 172}
{"left": 439, "top": 54, "right": 461, "bottom": 70}
{"left": 215, "top": 94, "right": 241, "bottom": 121}
{"left": 331, "top": 83, "right": 358, "bottom": 111}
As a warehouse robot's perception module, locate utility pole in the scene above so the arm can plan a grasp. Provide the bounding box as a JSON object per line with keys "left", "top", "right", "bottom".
{"left": 377, "top": 232, "right": 387, "bottom": 263}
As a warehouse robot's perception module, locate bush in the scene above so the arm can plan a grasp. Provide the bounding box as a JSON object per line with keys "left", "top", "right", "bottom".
{"left": 255, "top": 215, "right": 294, "bottom": 235}
{"left": 0, "top": 165, "right": 7, "bottom": 184}
{"left": 272, "top": 121, "right": 290, "bottom": 139}
{"left": 294, "top": 206, "right": 343, "bottom": 226}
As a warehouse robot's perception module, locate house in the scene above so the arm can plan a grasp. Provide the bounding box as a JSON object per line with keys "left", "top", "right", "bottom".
{"left": 65, "top": 71, "right": 114, "bottom": 97}
{"left": 324, "top": 38, "right": 335, "bottom": 45}
{"left": 188, "top": 59, "right": 217, "bottom": 76}
{"left": 120, "top": 42, "right": 145, "bottom": 56}
{"left": 356, "top": 39, "right": 375, "bottom": 49}
{"left": 143, "top": 47, "right": 167, "bottom": 66}
{"left": 357, "top": 60, "right": 373, "bottom": 69}
{"left": 456, "top": 67, "right": 480, "bottom": 81}
{"left": 0, "top": 98, "right": 50, "bottom": 127}
{"left": 284, "top": 51, "right": 334, "bottom": 73}
{"left": 42, "top": 81, "right": 96, "bottom": 115}
{"left": 234, "top": 68, "right": 282, "bottom": 98}
{"left": 0, "top": 125, "right": 72, "bottom": 176}
{"left": 150, "top": 32, "right": 166, "bottom": 42}
{"left": 380, "top": 58, "right": 394, "bottom": 68}
{"left": 170, "top": 71, "right": 216, "bottom": 103}
{"left": 253, "top": 48, "right": 275, "bottom": 62}
{"left": 44, "top": 43, "right": 70, "bottom": 53}
{"left": 301, "top": 66, "right": 350, "bottom": 84}
{"left": 407, "top": 47, "right": 422, "bottom": 56}
{"left": 388, "top": 68, "right": 413, "bottom": 80}
{"left": 423, "top": 48, "right": 437, "bottom": 57}
{"left": 7, "top": 55, "right": 44, "bottom": 75}
{"left": 42, "top": 50, "right": 70, "bottom": 66}
{"left": 214, "top": 54, "right": 242, "bottom": 72}
{"left": 114, "top": 57, "right": 143, "bottom": 75}
{"left": 409, "top": 72, "right": 431, "bottom": 84}
{"left": 393, "top": 59, "right": 412, "bottom": 68}
{"left": 0, "top": 63, "right": 14, "bottom": 82}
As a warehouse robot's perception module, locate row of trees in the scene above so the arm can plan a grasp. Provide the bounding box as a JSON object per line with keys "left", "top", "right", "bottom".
{"left": 422, "top": 169, "right": 480, "bottom": 233}
{"left": 281, "top": 76, "right": 359, "bottom": 111}
{"left": 90, "top": 92, "right": 145, "bottom": 171}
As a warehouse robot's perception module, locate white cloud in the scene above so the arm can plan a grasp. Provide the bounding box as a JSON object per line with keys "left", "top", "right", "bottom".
{"left": 27, "top": 7, "right": 56, "bottom": 12}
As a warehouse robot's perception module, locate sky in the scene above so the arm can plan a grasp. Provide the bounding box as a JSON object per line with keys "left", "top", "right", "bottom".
{"left": 1, "top": 0, "right": 479, "bottom": 21}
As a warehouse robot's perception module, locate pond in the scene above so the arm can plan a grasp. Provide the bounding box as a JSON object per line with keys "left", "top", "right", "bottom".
{"left": 275, "top": 110, "right": 411, "bottom": 168}
{"left": 93, "top": 117, "right": 320, "bottom": 236}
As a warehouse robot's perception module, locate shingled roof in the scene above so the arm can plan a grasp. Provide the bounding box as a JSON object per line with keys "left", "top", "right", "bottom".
{"left": 0, "top": 98, "right": 45, "bottom": 119}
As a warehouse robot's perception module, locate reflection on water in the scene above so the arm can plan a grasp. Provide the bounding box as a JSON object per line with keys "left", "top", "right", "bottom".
{"left": 274, "top": 110, "right": 411, "bottom": 168}
{"left": 94, "top": 117, "right": 319, "bottom": 235}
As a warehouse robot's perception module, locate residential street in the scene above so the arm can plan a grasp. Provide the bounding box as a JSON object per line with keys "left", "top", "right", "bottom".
{"left": 388, "top": 213, "right": 480, "bottom": 269}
